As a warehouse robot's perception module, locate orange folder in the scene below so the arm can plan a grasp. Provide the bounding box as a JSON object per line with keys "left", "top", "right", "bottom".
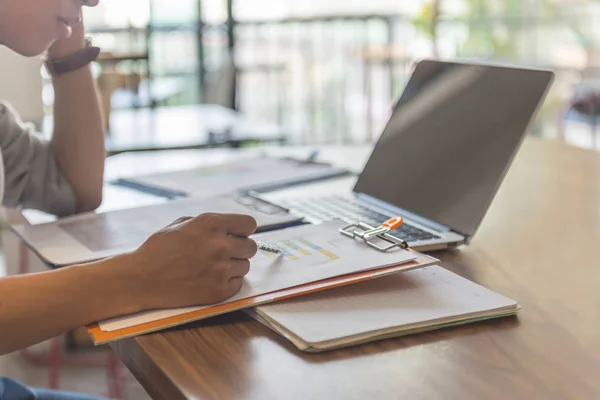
{"left": 87, "top": 251, "right": 438, "bottom": 345}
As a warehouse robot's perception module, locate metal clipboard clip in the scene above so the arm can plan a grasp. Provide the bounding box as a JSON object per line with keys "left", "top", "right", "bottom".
{"left": 339, "top": 217, "right": 409, "bottom": 252}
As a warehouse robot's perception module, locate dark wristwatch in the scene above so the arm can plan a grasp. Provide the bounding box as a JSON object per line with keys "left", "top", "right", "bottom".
{"left": 44, "top": 36, "right": 101, "bottom": 76}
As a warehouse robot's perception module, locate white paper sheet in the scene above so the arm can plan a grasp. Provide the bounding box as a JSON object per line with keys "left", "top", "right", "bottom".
{"left": 255, "top": 265, "right": 518, "bottom": 344}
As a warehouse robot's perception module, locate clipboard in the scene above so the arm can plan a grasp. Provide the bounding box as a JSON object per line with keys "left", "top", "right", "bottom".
{"left": 111, "top": 156, "right": 353, "bottom": 199}
{"left": 86, "top": 219, "right": 440, "bottom": 345}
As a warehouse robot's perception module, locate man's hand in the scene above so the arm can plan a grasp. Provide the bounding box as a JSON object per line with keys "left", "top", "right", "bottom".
{"left": 130, "top": 213, "right": 259, "bottom": 310}
{"left": 48, "top": 21, "right": 86, "bottom": 59}
{"left": 0, "top": 213, "right": 258, "bottom": 355}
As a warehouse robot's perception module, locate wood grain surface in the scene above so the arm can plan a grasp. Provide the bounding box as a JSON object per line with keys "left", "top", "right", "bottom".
{"left": 112, "top": 138, "right": 600, "bottom": 400}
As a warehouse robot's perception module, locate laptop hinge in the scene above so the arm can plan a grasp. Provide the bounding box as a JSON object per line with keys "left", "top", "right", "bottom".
{"left": 356, "top": 193, "right": 453, "bottom": 233}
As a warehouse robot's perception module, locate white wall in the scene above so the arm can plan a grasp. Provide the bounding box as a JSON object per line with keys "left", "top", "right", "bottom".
{"left": 0, "top": 46, "right": 44, "bottom": 126}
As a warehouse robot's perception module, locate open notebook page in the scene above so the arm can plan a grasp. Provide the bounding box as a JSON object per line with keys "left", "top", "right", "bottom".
{"left": 253, "top": 266, "right": 518, "bottom": 346}
{"left": 97, "top": 220, "right": 419, "bottom": 332}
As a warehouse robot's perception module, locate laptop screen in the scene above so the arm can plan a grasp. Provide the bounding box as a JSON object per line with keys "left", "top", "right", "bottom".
{"left": 353, "top": 60, "right": 553, "bottom": 237}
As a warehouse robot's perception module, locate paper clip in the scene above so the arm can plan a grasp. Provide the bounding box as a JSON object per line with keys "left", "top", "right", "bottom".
{"left": 339, "top": 217, "right": 409, "bottom": 252}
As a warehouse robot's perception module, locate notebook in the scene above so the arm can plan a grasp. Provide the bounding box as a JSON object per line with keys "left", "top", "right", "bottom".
{"left": 112, "top": 156, "right": 352, "bottom": 199}
{"left": 86, "top": 220, "right": 440, "bottom": 345}
{"left": 247, "top": 266, "right": 519, "bottom": 352}
{"left": 12, "top": 195, "right": 303, "bottom": 267}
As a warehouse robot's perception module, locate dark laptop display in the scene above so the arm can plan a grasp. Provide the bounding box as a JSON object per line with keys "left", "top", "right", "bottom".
{"left": 354, "top": 60, "right": 554, "bottom": 237}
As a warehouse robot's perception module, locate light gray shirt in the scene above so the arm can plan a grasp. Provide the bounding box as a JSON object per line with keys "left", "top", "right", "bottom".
{"left": 0, "top": 101, "right": 76, "bottom": 217}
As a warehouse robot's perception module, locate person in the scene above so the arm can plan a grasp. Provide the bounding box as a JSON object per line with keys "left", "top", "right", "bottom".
{"left": 0, "top": 1, "right": 257, "bottom": 398}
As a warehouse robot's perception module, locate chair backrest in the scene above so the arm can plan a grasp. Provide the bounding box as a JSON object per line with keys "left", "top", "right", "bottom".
{"left": 203, "top": 51, "right": 237, "bottom": 109}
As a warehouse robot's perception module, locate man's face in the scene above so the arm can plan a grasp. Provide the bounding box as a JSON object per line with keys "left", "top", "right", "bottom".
{"left": 0, "top": 0, "right": 99, "bottom": 57}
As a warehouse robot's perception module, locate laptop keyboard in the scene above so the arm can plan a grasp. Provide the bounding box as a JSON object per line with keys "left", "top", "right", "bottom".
{"left": 279, "top": 196, "right": 441, "bottom": 242}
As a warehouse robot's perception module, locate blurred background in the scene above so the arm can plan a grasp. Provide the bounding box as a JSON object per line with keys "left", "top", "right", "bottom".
{"left": 74, "top": 0, "right": 600, "bottom": 149}
{"left": 1, "top": 0, "right": 596, "bottom": 151}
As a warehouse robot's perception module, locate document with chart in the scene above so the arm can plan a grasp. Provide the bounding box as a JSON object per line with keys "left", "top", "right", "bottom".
{"left": 87, "top": 220, "right": 440, "bottom": 344}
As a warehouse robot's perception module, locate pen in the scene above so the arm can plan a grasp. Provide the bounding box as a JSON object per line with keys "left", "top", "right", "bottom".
{"left": 256, "top": 241, "right": 283, "bottom": 254}
{"left": 307, "top": 150, "right": 319, "bottom": 162}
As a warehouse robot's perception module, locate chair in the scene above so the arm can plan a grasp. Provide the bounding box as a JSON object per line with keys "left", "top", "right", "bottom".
{"left": 97, "top": 70, "right": 142, "bottom": 132}
{"left": 203, "top": 51, "right": 238, "bottom": 110}
{"left": 560, "top": 67, "right": 600, "bottom": 148}
{"left": 204, "top": 49, "right": 288, "bottom": 127}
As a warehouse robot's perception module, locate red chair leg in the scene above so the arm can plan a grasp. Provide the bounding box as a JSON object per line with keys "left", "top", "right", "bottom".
{"left": 107, "top": 350, "right": 127, "bottom": 400}
{"left": 18, "top": 241, "right": 128, "bottom": 396}
{"left": 19, "top": 240, "right": 29, "bottom": 275}
{"left": 49, "top": 337, "right": 61, "bottom": 389}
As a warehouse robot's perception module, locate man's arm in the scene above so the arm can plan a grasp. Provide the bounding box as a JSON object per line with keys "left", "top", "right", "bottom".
{"left": 0, "top": 213, "right": 258, "bottom": 356}
{"left": 0, "top": 255, "right": 142, "bottom": 355}
{"left": 49, "top": 23, "right": 105, "bottom": 213}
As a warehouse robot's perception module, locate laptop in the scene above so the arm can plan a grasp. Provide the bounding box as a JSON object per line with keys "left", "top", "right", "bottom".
{"left": 258, "top": 60, "right": 554, "bottom": 251}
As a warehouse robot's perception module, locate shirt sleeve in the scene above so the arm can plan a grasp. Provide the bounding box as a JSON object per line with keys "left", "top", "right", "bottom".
{"left": 0, "top": 101, "right": 76, "bottom": 217}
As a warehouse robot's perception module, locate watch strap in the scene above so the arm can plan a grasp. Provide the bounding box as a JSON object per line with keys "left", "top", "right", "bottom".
{"left": 45, "top": 42, "right": 100, "bottom": 76}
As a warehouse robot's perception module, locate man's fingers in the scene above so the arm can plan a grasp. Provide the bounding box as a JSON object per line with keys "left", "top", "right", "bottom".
{"left": 166, "top": 216, "right": 193, "bottom": 229}
{"left": 227, "top": 236, "right": 258, "bottom": 260}
{"left": 225, "top": 277, "right": 244, "bottom": 296}
{"left": 222, "top": 214, "right": 258, "bottom": 237}
{"left": 191, "top": 213, "right": 257, "bottom": 237}
{"left": 229, "top": 259, "right": 251, "bottom": 278}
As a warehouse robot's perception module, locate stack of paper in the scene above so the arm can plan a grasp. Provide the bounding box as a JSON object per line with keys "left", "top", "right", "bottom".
{"left": 86, "top": 220, "right": 440, "bottom": 345}
{"left": 248, "top": 266, "right": 519, "bottom": 352}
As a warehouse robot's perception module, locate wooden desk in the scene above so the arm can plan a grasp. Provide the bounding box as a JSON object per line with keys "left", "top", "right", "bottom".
{"left": 104, "top": 137, "right": 600, "bottom": 399}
